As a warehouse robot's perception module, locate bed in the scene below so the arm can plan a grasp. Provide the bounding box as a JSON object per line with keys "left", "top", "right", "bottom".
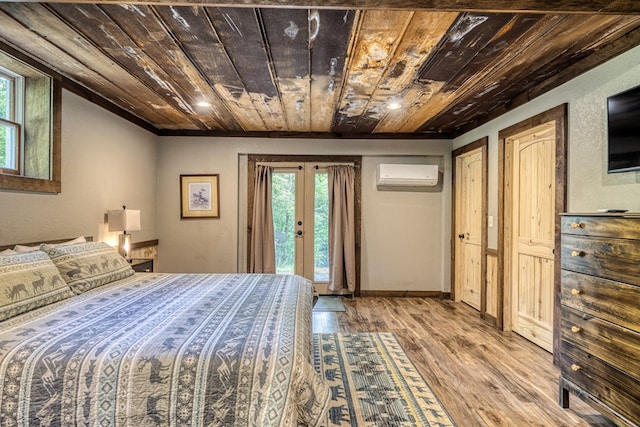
{"left": 0, "top": 239, "right": 329, "bottom": 426}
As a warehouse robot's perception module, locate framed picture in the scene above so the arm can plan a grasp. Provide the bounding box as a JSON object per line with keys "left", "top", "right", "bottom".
{"left": 180, "top": 174, "right": 220, "bottom": 219}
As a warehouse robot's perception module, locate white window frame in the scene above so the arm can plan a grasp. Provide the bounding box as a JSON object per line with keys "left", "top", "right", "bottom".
{"left": 0, "top": 67, "right": 24, "bottom": 175}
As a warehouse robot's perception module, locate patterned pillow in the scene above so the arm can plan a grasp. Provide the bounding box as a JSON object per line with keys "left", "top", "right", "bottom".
{"left": 41, "top": 241, "right": 135, "bottom": 294}
{"left": 0, "top": 250, "right": 74, "bottom": 321}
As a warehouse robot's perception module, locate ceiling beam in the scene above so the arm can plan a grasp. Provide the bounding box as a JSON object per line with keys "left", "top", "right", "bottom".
{"left": 7, "top": 0, "right": 640, "bottom": 15}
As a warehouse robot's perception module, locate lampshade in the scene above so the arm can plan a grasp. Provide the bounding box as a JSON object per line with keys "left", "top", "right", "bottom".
{"left": 108, "top": 209, "right": 141, "bottom": 232}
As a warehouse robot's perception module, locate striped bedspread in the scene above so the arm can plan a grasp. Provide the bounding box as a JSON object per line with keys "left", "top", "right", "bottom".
{"left": 0, "top": 273, "right": 329, "bottom": 426}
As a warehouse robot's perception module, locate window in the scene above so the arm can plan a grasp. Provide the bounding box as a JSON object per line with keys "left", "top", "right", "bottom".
{"left": 0, "top": 43, "right": 60, "bottom": 193}
{"left": 0, "top": 70, "right": 23, "bottom": 174}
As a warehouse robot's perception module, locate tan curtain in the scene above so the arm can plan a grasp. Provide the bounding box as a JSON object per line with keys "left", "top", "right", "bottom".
{"left": 327, "top": 165, "right": 356, "bottom": 294}
{"left": 250, "top": 164, "right": 276, "bottom": 273}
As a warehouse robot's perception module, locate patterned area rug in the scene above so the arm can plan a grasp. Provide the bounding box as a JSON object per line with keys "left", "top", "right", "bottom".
{"left": 313, "top": 296, "right": 347, "bottom": 312}
{"left": 313, "top": 332, "right": 456, "bottom": 427}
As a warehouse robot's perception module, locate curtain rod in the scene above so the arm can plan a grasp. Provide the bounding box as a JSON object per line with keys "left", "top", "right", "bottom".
{"left": 255, "top": 162, "right": 356, "bottom": 168}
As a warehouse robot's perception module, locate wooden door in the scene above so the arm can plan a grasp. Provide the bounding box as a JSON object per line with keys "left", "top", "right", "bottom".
{"left": 455, "top": 147, "right": 483, "bottom": 310}
{"left": 509, "top": 121, "right": 556, "bottom": 352}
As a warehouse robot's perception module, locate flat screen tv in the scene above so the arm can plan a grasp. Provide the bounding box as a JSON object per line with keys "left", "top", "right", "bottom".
{"left": 607, "top": 84, "right": 640, "bottom": 173}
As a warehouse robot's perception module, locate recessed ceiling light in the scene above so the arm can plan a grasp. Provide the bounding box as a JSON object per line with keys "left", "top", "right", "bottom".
{"left": 197, "top": 101, "right": 212, "bottom": 108}
{"left": 386, "top": 102, "right": 402, "bottom": 110}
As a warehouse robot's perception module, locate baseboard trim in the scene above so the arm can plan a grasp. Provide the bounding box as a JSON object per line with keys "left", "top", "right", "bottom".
{"left": 481, "top": 312, "right": 498, "bottom": 326}
{"left": 358, "top": 290, "right": 452, "bottom": 298}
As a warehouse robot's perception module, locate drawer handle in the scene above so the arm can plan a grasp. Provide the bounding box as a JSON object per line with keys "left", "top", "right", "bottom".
{"left": 571, "top": 364, "right": 582, "bottom": 372}
{"left": 570, "top": 326, "right": 582, "bottom": 333}
{"left": 571, "top": 222, "right": 585, "bottom": 229}
{"left": 571, "top": 250, "right": 586, "bottom": 257}
{"left": 570, "top": 288, "right": 582, "bottom": 296}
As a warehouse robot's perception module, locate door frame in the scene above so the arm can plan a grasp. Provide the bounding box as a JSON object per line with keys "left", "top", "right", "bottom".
{"left": 498, "top": 104, "right": 567, "bottom": 363}
{"left": 451, "top": 137, "right": 488, "bottom": 317}
{"left": 247, "top": 154, "right": 362, "bottom": 295}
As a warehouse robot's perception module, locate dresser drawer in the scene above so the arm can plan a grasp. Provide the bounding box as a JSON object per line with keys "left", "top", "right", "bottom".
{"left": 560, "top": 340, "right": 640, "bottom": 425}
{"left": 561, "top": 306, "right": 640, "bottom": 379}
{"left": 561, "top": 234, "right": 640, "bottom": 286}
{"left": 561, "top": 270, "right": 640, "bottom": 334}
{"left": 562, "top": 215, "right": 640, "bottom": 239}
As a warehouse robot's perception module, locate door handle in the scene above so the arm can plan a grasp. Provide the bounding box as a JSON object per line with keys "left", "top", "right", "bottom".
{"left": 458, "top": 233, "right": 465, "bottom": 239}
{"left": 296, "top": 230, "right": 303, "bottom": 236}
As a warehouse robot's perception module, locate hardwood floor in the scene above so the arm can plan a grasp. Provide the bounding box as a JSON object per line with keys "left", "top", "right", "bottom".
{"left": 313, "top": 297, "right": 616, "bottom": 427}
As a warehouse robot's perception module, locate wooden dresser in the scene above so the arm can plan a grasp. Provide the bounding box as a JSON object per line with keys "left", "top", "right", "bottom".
{"left": 559, "top": 214, "right": 640, "bottom": 426}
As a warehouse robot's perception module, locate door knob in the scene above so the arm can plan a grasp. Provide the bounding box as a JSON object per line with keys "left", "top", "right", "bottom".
{"left": 458, "top": 233, "right": 465, "bottom": 239}
{"left": 296, "top": 230, "right": 303, "bottom": 236}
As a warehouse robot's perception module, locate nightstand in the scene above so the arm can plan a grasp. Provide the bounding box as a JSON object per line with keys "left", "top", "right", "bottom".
{"left": 130, "top": 258, "right": 154, "bottom": 272}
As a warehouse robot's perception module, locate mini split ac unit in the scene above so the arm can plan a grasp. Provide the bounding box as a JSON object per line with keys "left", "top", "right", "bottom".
{"left": 376, "top": 164, "right": 439, "bottom": 187}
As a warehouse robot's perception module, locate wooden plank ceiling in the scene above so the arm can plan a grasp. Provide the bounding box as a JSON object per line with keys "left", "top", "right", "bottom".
{"left": 1, "top": 1, "right": 640, "bottom": 137}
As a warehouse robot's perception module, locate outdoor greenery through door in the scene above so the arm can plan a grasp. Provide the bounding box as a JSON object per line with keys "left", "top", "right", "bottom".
{"left": 272, "top": 169, "right": 329, "bottom": 281}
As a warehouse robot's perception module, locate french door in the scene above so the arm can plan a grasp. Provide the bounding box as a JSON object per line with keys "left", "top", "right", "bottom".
{"left": 269, "top": 162, "right": 336, "bottom": 292}
{"left": 247, "top": 155, "right": 361, "bottom": 295}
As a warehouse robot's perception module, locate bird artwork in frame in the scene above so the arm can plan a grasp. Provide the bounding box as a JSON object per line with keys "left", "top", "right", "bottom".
{"left": 180, "top": 174, "right": 220, "bottom": 219}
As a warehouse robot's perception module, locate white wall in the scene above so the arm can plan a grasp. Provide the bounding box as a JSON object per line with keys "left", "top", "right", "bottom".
{"left": 0, "top": 90, "right": 158, "bottom": 246}
{"left": 156, "top": 138, "right": 452, "bottom": 292}
{"left": 360, "top": 155, "right": 448, "bottom": 293}
{"left": 453, "top": 44, "right": 640, "bottom": 249}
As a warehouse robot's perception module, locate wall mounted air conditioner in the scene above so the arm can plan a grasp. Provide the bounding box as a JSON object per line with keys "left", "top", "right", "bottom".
{"left": 376, "top": 164, "right": 439, "bottom": 187}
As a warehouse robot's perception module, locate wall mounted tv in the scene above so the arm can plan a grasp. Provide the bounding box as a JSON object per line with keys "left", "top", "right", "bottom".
{"left": 607, "top": 84, "right": 640, "bottom": 173}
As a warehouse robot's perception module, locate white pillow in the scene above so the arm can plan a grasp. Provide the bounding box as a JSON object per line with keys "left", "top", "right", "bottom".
{"left": 53, "top": 236, "right": 87, "bottom": 246}
{"left": 14, "top": 236, "right": 87, "bottom": 253}
{"left": 13, "top": 244, "right": 40, "bottom": 254}
{"left": 0, "top": 248, "right": 17, "bottom": 256}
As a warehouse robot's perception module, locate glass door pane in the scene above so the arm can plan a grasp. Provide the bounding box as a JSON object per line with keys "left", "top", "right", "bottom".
{"left": 313, "top": 172, "right": 329, "bottom": 281}
{"left": 271, "top": 172, "right": 297, "bottom": 275}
